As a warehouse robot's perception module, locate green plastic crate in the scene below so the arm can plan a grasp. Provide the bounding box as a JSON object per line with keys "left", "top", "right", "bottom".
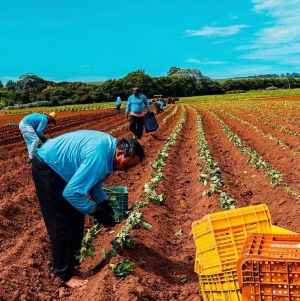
{"left": 104, "top": 186, "right": 128, "bottom": 223}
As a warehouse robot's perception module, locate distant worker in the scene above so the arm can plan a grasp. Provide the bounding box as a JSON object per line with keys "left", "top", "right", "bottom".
{"left": 31, "top": 131, "right": 145, "bottom": 288}
{"left": 115, "top": 96, "right": 122, "bottom": 115}
{"left": 19, "top": 112, "right": 57, "bottom": 163}
{"left": 154, "top": 100, "right": 165, "bottom": 114}
{"left": 126, "top": 87, "right": 150, "bottom": 140}
{"left": 167, "top": 96, "right": 174, "bottom": 104}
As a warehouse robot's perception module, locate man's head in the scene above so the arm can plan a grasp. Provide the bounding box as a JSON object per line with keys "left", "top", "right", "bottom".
{"left": 113, "top": 137, "right": 145, "bottom": 171}
{"left": 133, "top": 87, "right": 141, "bottom": 97}
{"left": 46, "top": 112, "right": 57, "bottom": 125}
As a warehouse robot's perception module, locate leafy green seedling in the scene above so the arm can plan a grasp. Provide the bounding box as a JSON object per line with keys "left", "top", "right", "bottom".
{"left": 110, "top": 258, "right": 135, "bottom": 278}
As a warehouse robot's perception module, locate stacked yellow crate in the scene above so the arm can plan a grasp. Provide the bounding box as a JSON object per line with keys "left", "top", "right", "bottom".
{"left": 191, "top": 204, "right": 296, "bottom": 301}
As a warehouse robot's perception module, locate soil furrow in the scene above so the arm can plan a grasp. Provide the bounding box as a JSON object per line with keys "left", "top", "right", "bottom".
{"left": 212, "top": 109, "right": 300, "bottom": 190}
{"left": 198, "top": 107, "right": 300, "bottom": 232}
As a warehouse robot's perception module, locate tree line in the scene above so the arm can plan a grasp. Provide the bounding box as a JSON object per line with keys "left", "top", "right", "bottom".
{"left": 1, "top": 69, "right": 300, "bottom": 109}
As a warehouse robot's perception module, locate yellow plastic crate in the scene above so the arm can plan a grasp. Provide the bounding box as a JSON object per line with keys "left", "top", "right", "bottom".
{"left": 194, "top": 225, "right": 296, "bottom": 274}
{"left": 199, "top": 270, "right": 242, "bottom": 301}
{"left": 271, "top": 225, "right": 297, "bottom": 234}
{"left": 192, "top": 204, "right": 272, "bottom": 275}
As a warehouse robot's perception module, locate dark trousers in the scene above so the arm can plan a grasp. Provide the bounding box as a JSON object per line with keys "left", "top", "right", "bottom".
{"left": 32, "top": 155, "right": 85, "bottom": 281}
{"left": 129, "top": 115, "right": 144, "bottom": 139}
{"left": 116, "top": 105, "right": 121, "bottom": 115}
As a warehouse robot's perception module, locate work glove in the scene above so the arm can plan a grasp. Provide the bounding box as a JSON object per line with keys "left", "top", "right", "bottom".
{"left": 91, "top": 200, "right": 116, "bottom": 228}
{"left": 39, "top": 136, "right": 48, "bottom": 143}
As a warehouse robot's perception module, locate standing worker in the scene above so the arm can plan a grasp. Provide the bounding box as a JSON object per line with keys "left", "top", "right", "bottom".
{"left": 115, "top": 96, "right": 122, "bottom": 115}
{"left": 31, "top": 130, "right": 145, "bottom": 288}
{"left": 19, "top": 112, "right": 57, "bottom": 163}
{"left": 126, "top": 87, "right": 150, "bottom": 140}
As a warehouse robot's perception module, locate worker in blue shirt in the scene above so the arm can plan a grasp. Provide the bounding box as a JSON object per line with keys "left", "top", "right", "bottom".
{"left": 31, "top": 130, "right": 145, "bottom": 288}
{"left": 19, "top": 112, "right": 57, "bottom": 163}
{"left": 115, "top": 96, "right": 122, "bottom": 115}
{"left": 125, "top": 87, "right": 150, "bottom": 139}
{"left": 154, "top": 100, "right": 165, "bottom": 114}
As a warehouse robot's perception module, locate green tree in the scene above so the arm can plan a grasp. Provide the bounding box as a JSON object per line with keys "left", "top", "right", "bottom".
{"left": 16, "top": 73, "right": 53, "bottom": 103}
{"left": 121, "top": 70, "right": 156, "bottom": 96}
{"left": 167, "top": 67, "right": 203, "bottom": 79}
{"left": 6, "top": 80, "right": 16, "bottom": 90}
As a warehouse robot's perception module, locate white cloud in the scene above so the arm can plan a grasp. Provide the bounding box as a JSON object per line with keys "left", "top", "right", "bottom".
{"left": 185, "top": 25, "right": 247, "bottom": 37}
{"left": 239, "top": 0, "right": 300, "bottom": 65}
{"left": 186, "top": 58, "right": 227, "bottom": 65}
{"left": 212, "top": 39, "right": 234, "bottom": 45}
{"left": 205, "top": 65, "right": 277, "bottom": 79}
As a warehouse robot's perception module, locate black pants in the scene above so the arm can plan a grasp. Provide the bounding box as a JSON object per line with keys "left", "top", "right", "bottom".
{"left": 116, "top": 105, "right": 121, "bottom": 115}
{"left": 32, "top": 155, "right": 85, "bottom": 281}
{"left": 129, "top": 115, "right": 144, "bottom": 139}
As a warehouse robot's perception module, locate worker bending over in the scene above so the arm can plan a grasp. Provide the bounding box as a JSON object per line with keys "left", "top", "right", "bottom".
{"left": 31, "top": 130, "right": 145, "bottom": 288}
{"left": 19, "top": 112, "right": 57, "bottom": 163}
{"left": 154, "top": 100, "right": 165, "bottom": 114}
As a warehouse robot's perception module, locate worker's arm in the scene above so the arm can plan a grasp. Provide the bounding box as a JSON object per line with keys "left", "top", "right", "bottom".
{"left": 36, "top": 117, "right": 48, "bottom": 142}
{"left": 90, "top": 182, "right": 107, "bottom": 205}
{"left": 143, "top": 95, "right": 151, "bottom": 112}
{"left": 63, "top": 157, "right": 108, "bottom": 214}
{"left": 125, "top": 96, "right": 132, "bottom": 118}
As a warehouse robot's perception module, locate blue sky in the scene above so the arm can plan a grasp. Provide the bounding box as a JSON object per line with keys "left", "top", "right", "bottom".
{"left": 1, "top": 0, "right": 300, "bottom": 83}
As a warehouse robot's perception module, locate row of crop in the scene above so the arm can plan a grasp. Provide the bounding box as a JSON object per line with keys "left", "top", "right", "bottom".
{"left": 218, "top": 109, "right": 289, "bottom": 150}
{"left": 163, "top": 105, "right": 178, "bottom": 124}
{"left": 77, "top": 105, "right": 187, "bottom": 277}
{"left": 107, "top": 105, "right": 187, "bottom": 275}
{"left": 190, "top": 107, "right": 236, "bottom": 210}
{"left": 143, "top": 106, "right": 186, "bottom": 205}
{"left": 245, "top": 110, "right": 300, "bottom": 140}
{"left": 208, "top": 110, "right": 300, "bottom": 199}
{"left": 3, "top": 102, "right": 116, "bottom": 115}
{"left": 243, "top": 106, "right": 300, "bottom": 128}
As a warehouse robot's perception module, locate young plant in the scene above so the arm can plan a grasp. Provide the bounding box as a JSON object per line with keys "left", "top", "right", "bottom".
{"left": 76, "top": 224, "right": 102, "bottom": 263}
{"left": 110, "top": 258, "right": 135, "bottom": 278}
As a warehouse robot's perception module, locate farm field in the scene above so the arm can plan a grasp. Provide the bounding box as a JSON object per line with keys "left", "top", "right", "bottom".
{"left": 1, "top": 95, "right": 300, "bottom": 301}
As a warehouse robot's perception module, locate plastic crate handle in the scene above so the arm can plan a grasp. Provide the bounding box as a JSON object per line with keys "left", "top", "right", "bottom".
{"left": 272, "top": 235, "right": 300, "bottom": 242}
{"left": 103, "top": 187, "right": 118, "bottom": 193}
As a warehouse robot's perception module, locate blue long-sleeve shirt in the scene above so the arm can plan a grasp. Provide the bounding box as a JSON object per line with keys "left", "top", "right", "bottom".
{"left": 125, "top": 93, "right": 150, "bottom": 115}
{"left": 116, "top": 97, "right": 122, "bottom": 106}
{"left": 37, "top": 130, "right": 117, "bottom": 214}
{"left": 21, "top": 113, "right": 48, "bottom": 140}
{"left": 155, "top": 101, "right": 165, "bottom": 109}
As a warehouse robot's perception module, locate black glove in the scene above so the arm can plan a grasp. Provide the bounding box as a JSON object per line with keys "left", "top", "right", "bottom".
{"left": 39, "top": 136, "right": 47, "bottom": 143}
{"left": 91, "top": 200, "right": 116, "bottom": 228}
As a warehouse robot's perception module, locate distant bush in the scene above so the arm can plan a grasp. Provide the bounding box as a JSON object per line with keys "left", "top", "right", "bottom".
{"left": 225, "top": 90, "right": 246, "bottom": 94}
{"left": 265, "top": 86, "right": 278, "bottom": 90}
{"left": 3, "top": 100, "right": 51, "bottom": 110}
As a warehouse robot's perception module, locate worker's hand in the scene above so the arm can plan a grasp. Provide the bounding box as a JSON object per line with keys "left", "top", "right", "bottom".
{"left": 40, "top": 136, "right": 47, "bottom": 143}
{"left": 91, "top": 200, "right": 116, "bottom": 228}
